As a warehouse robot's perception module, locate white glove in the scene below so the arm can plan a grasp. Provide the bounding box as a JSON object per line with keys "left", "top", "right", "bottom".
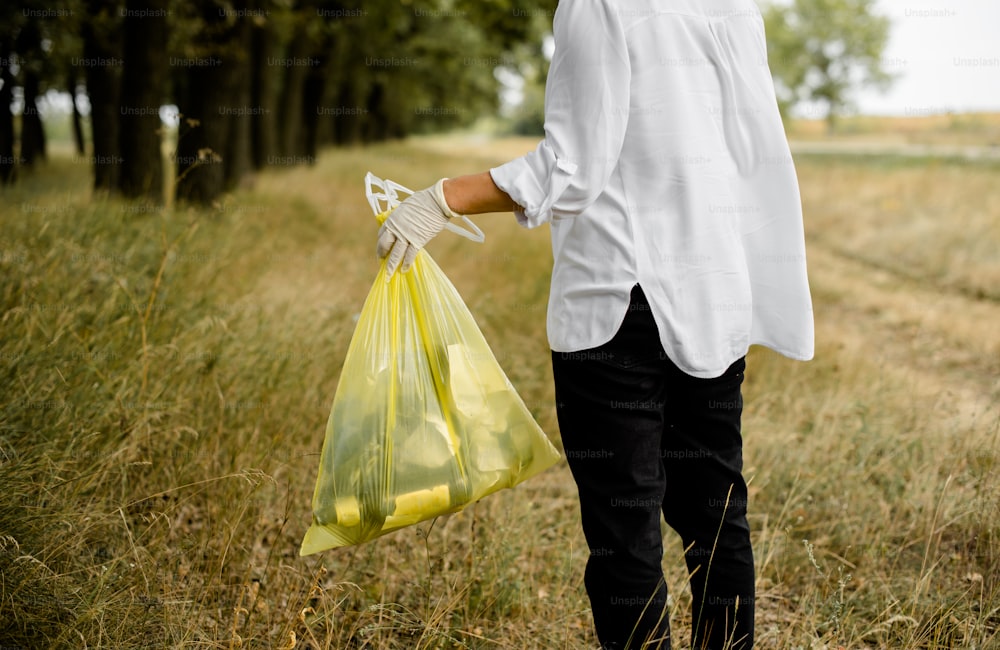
{"left": 376, "top": 178, "right": 460, "bottom": 278}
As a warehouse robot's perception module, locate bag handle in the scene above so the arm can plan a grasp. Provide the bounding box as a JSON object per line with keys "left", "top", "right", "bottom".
{"left": 365, "top": 171, "right": 485, "bottom": 243}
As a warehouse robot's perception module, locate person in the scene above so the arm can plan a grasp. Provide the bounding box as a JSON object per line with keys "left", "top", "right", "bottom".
{"left": 376, "top": 0, "right": 814, "bottom": 647}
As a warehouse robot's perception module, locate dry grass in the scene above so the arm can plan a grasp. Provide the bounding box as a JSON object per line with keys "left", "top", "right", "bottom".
{"left": 1, "top": 132, "right": 998, "bottom": 649}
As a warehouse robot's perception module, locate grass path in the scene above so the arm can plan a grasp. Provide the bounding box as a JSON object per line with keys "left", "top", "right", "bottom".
{"left": 241, "top": 137, "right": 1000, "bottom": 648}
{"left": 806, "top": 242, "right": 999, "bottom": 432}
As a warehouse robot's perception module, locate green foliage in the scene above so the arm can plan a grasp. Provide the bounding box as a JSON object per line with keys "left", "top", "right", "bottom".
{"left": 496, "top": 28, "right": 550, "bottom": 136}
{"left": 322, "top": 0, "right": 556, "bottom": 137}
{"left": 2, "top": 0, "right": 557, "bottom": 190}
{"left": 763, "top": 0, "right": 893, "bottom": 130}
{"left": 1, "top": 0, "right": 85, "bottom": 90}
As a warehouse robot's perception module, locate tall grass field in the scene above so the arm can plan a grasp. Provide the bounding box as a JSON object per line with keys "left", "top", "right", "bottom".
{"left": 1, "top": 133, "right": 998, "bottom": 649}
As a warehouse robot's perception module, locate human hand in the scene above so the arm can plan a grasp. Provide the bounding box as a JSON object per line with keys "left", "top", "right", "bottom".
{"left": 376, "top": 178, "right": 459, "bottom": 278}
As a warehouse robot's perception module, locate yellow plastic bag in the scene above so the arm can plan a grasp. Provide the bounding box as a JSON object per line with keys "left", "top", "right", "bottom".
{"left": 299, "top": 175, "right": 560, "bottom": 555}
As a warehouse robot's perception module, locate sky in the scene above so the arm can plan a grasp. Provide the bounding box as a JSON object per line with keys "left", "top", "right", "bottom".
{"left": 796, "top": 0, "right": 1000, "bottom": 116}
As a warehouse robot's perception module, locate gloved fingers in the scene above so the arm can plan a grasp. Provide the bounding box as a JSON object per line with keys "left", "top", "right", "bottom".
{"left": 385, "top": 237, "right": 409, "bottom": 280}
{"left": 376, "top": 225, "right": 396, "bottom": 259}
{"left": 400, "top": 244, "right": 420, "bottom": 274}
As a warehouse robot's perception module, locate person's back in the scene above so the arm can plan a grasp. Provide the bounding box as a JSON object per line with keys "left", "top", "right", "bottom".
{"left": 504, "top": 0, "right": 813, "bottom": 378}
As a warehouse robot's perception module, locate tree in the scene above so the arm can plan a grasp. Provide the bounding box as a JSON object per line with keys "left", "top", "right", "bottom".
{"left": 275, "top": 13, "right": 317, "bottom": 161}
{"left": 81, "top": 0, "right": 123, "bottom": 191}
{"left": 14, "top": 17, "right": 47, "bottom": 167}
{"left": 174, "top": 0, "right": 254, "bottom": 204}
{"left": 118, "top": 0, "right": 168, "bottom": 200}
{"left": 0, "top": 34, "right": 17, "bottom": 184}
{"left": 249, "top": 0, "right": 283, "bottom": 167}
{"left": 763, "top": 0, "right": 893, "bottom": 131}
{"left": 1, "top": 0, "right": 85, "bottom": 183}
{"left": 67, "top": 69, "right": 86, "bottom": 156}
{"left": 6, "top": 0, "right": 556, "bottom": 199}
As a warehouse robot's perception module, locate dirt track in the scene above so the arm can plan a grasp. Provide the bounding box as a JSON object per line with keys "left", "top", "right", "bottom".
{"left": 791, "top": 141, "right": 1000, "bottom": 161}
{"left": 805, "top": 220, "right": 1000, "bottom": 440}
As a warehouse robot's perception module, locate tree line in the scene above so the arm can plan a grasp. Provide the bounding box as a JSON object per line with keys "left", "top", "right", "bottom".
{"left": 1, "top": 0, "right": 555, "bottom": 203}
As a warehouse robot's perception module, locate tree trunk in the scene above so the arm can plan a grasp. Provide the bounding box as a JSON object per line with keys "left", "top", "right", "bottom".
{"left": 300, "top": 51, "right": 326, "bottom": 165}
{"left": 277, "top": 21, "right": 311, "bottom": 160}
{"left": 364, "top": 81, "right": 389, "bottom": 143}
{"left": 250, "top": 2, "right": 279, "bottom": 169}
{"left": 69, "top": 70, "right": 86, "bottom": 156}
{"left": 331, "top": 72, "right": 365, "bottom": 146}
{"left": 224, "top": 15, "right": 252, "bottom": 190}
{"left": 13, "top": 17, "right": 45, "bottom": 168}
{"left": 20, "top": 70, "right": 46, "bottom": 167}
{"left": 82, "top": 0, "right": 123, "bottom": 191}
{"left": 176, "top": 3, "right": 253, "bottom": 204}
{"left": 0, "top": 37, "right": 16, "bottom": 184}
{"left": 118, "top": 0, "right": 167, "bottom": 200}
{"left": 175, "top": 68, "right": 229, "bottom": 204}
{"left": 825, "top": 102, "right": 839, "bottom": 135}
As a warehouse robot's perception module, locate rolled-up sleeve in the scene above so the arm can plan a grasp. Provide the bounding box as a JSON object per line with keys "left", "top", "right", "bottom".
{"left": 490, "top": 0, "right": 631, "bottom": 228}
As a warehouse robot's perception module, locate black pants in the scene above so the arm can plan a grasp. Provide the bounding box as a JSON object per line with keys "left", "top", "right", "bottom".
{"left": 552, "top": 285, "right": 754, "bottom": 650}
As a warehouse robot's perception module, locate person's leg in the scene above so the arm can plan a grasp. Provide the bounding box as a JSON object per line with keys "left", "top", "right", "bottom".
{"left": 552, "top": 288, "right": 671, "bottom": 649}
{"left": 660, "top": 356, "right": 754, "bottom": 650}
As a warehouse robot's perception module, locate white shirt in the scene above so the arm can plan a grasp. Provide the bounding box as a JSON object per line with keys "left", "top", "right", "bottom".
{"left": 490, "top": 0, "right": 814, "bottom": 378}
